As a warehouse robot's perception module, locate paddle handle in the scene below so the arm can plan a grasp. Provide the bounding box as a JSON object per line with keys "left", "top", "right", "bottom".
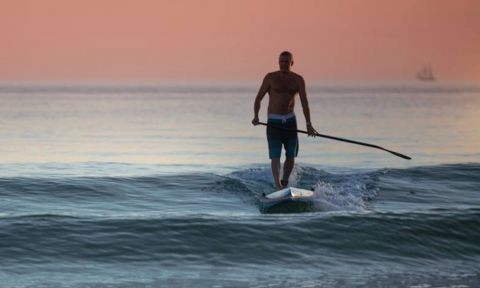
{"left": 257, "top": 122, "right": 411, "bottom": 160}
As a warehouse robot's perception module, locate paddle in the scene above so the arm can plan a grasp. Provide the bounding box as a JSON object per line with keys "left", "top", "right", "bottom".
{"left": 257, "top": 122, "right": 411, "bottom": 160}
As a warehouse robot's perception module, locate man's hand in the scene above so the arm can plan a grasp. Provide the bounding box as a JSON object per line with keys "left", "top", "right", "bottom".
{"left": 252, "top": 117, "right": 259, "bottom": 126}
{"left": 307, "top": 123, "right": 318, "bottom": 137}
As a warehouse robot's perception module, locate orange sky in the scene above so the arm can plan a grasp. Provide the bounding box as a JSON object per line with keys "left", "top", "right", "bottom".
{"left": 1, "top": 0, "right": 479, "bottom": 82}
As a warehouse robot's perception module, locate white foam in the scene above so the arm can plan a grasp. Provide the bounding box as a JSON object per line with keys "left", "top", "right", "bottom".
{"left": 229, "top": 164, "right": 379, "bottom": 212}
{"left": 312, "top": 182, "right": 366, "bottom": 212}
{"left": 229, "top": 167, "right": 273, "bottom": 184}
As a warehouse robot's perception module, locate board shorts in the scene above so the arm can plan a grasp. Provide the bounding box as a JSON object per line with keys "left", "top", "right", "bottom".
{"left": 266, "top": 112, "right": 299, "bottom": 159}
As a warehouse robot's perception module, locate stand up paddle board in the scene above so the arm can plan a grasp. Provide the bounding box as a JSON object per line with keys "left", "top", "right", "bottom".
{"left": 259, "top": 187, "right": 315, "bottom": 214}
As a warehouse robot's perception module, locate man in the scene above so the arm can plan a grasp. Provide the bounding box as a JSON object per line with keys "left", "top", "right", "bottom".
{"left": 252, "top": 51, "right": 318, "bottom": 189}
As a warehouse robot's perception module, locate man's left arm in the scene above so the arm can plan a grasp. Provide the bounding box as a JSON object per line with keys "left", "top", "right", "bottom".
{"left": 298, "top": 76, "right": 318, "bottom": 136}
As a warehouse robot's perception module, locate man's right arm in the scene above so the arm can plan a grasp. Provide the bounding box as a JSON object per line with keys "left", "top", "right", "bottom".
{"left": 252, "top": 74, "right": 270, "bottom": 125}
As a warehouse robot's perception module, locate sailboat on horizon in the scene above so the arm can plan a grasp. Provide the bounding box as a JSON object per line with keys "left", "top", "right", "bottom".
{"left": 417, "top": 64, "right": 435, "bottom": 81}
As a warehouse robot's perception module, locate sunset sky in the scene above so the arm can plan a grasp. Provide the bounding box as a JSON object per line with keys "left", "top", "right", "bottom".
{"left": 1, "top": 0, "right": 479, "bottom": 82}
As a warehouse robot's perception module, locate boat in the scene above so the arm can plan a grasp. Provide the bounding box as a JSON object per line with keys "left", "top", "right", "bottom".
{"left": 417, "top": 64, "right": 435, "bottom": 81}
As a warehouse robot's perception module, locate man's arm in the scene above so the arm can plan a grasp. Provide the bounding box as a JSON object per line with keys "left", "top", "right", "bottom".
{"left": 298, "top": 75, "right": 318, "bottom": 136}
{"left": 252, "top": 74, "right": 270, "bottom": 125}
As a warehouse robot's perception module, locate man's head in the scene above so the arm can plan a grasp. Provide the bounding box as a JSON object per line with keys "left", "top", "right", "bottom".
{"left": 279, "top": 51, "right": 294, "bottom": 73}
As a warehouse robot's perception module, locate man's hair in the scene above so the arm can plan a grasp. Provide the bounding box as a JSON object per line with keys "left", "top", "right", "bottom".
{"left": 279, "top": 51, "right": 293, "bottom": 60}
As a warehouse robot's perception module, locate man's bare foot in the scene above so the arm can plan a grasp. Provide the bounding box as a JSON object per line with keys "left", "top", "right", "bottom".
{"left": 274, "top": 182, "right": 282, "bottom": 190}
{"left": 280, "top": 179, "right": 289, "bottom": 188}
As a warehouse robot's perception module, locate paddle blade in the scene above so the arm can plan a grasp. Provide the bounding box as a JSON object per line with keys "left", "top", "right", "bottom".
{"left": 387, "top": 150, "right": 412, "bottom": 160}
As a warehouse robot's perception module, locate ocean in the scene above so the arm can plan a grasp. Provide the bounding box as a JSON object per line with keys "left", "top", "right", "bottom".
{"left": 0, "top": 83, "right": 479, "bottom": 287}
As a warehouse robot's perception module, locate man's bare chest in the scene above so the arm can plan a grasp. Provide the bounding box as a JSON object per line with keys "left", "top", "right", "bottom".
{"left": 270, "top": 76, "right": 299, "bottom": 95}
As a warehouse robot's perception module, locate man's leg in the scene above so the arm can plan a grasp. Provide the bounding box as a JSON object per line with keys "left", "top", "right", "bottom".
{"left": 282, "top": 157, "right": 294, "bottom": 186}
{"left": 282, "top": 136, "right": 298, "bottom": 187}
{"left": 271, "top": 158, "right": 282, "bottom": 189}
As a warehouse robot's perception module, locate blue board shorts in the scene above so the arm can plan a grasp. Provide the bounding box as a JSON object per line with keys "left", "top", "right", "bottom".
{"left": 266, "top": 113, "right": 299, "bottom": 159}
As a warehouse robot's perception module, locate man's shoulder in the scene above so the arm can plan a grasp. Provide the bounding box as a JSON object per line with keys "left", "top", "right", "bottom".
{"left": 264, "top": 71, "right": 304, "bottom": 82}
{"left": 291, "top": 72, "right": 304, "bottom": 81}
{"left": 263, "top": 71, "right": 279, "bottom": 83}
{"left": 265, "top": 71, "right": 278, "bottom": 78}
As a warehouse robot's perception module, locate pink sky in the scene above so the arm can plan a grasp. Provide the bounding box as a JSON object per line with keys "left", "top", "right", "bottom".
{"left": 1, "top": 0, "right": 479, "bottom": 82}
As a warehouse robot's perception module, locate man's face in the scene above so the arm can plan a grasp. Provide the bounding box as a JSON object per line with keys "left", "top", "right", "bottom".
{"left": 279, "top": 55, "right": 293, "bottom": 73}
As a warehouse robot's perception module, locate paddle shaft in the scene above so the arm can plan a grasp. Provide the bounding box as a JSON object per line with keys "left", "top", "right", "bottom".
{"left": 257, "top": 122, "right": 411, "bottom": 160}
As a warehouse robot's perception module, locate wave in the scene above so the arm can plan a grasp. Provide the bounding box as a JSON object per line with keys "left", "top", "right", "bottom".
{"left": 1, "top": 209, "right": 479, "bottom": 265}
{"left": 1, "top": 163, "right": 479, "bottom": 270}
{"left": 377, "top": 163, "right": 480, "bottom": 206}
{"left": 1, "top": 163, "right": 479, "bottom": 212}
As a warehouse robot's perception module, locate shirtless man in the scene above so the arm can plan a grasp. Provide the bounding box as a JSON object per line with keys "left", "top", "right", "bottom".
{"left": 252, "top": 51, "right": 318, "bottom": 189}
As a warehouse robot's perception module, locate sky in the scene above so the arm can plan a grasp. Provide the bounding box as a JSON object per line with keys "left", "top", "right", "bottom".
{"left": 1, "top": 0, "right": 479, "bottom": 82}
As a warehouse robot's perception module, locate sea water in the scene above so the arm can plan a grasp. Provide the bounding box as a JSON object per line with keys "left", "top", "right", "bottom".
{"left": 0, "top": 83, "right": 479, "bottom": 287}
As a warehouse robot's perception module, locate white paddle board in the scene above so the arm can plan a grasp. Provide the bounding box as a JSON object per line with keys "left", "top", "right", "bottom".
{"left": 259, "top": 187, "right": 315, "bottom": 214}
